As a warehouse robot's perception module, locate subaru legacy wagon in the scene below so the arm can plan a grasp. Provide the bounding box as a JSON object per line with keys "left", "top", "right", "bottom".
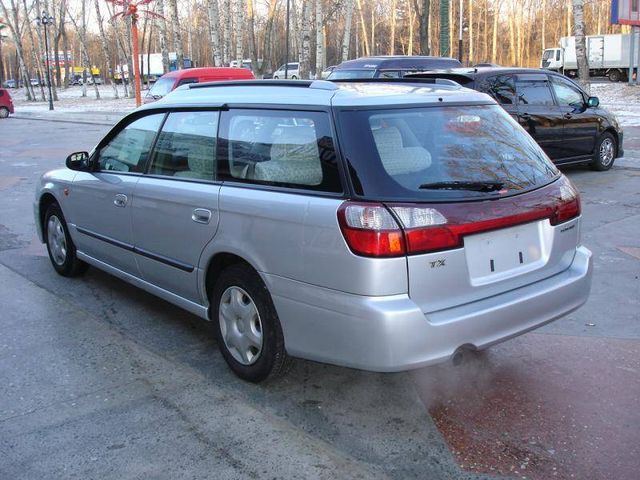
{"left": 34, "top": 79, "right": 592, "bottom": 382}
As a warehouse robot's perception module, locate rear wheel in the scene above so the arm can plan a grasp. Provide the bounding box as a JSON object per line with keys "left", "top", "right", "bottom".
{"left": 591, "top": 132, "right": 617, "bottom": 171}
{"left": 0, "top": 107, "right": 9, "bottom": 119}
{"left": 44, "top": 203, "right": 88, "bottom": 277}
{"left": 608, "top": 69, "right": 621, "bottom": 83}
{"left": 210, "top": 263, "right": 290, "bottom": 382}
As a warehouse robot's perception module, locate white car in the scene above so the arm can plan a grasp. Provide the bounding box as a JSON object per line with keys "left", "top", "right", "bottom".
{"left": 273, "top": 62, "right": 300, "bottom": 79}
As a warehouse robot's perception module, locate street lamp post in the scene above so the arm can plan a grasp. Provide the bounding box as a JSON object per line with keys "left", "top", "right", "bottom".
{"left": 35, "top": 11, "right": 54, "bottom": 111}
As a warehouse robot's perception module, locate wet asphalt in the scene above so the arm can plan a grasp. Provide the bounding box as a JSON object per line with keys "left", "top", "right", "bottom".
{"left": 0, "top": 118, "right": 638, "bottom": 480}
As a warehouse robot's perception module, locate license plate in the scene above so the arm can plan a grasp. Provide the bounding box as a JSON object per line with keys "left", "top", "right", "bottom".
{"left": 464, "top": 221, "right": 547, "bottom": 285}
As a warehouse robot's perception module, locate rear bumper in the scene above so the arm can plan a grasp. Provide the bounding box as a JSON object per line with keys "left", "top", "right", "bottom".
{"left": 267, "top": 246, "right": 593, "bottom": 372}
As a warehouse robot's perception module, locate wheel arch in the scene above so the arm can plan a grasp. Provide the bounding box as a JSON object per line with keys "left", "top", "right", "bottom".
{"left": 38, "top": 192, "right": 60, "bottom": 240}
{"left": 602, "top": 127, "right": 619, "bottom": 155}
{"left": 203, "top": 252, "right": 261, "bottom": 318}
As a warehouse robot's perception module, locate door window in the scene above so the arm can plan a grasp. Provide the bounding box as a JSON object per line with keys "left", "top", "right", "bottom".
{"left": 97, "top": 114, "right": 165, "bottom": 172}
{"left": 378, "top": 70, "right": 402, "bottom": 78}
{"left": 478, "top": 74, "right": 516, "bottom": 105}
{"left": 515, "top": 78, "right": 554, "bottom": 106}
{"left": 149, "top": 111, "right": 218, "bottom": 180}
{"left": 218, "top": 110, "right": 342, "bottom": 192}
{"left": 550, "top": 76, "right": 585, "bottom": 109}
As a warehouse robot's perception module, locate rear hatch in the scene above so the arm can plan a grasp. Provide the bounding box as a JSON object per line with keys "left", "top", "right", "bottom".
{"left": 336, "top": 103, "right": 581, "bottom": 313}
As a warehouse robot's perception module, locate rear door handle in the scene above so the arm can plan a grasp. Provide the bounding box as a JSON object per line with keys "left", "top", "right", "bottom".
{"left": 192, "top": 208, "right": 212, "bottom": 224}
{"left": 564, "top": 113, "right": 573, "bottom": 119}
{"left": 113, "top": 193, "right": 128, "bottom": 207}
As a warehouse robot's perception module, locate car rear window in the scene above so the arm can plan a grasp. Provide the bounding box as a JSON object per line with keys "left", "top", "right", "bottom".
{"left": 338, "top": 104, "right": 559, "bottom": 201}
{"left": 328, "top": 70, "right": 377, "bottom": 80}
{"left": 148, "top": 77, "right": 175, "bottom": 97}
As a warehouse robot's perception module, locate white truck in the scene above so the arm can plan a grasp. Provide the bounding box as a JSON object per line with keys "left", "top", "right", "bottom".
{"left": 541, "top": 34, "right": 633, "bottom": 82}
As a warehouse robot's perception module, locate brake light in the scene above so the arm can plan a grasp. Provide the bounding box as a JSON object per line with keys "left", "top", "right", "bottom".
{"left": 338, "top": 176, "right": 581, "bottom": 258}
{"left": 337, "top": 203, "right": 405, "bottom": 257}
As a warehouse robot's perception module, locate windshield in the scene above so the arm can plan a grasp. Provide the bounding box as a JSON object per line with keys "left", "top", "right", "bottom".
{"left": 542, "top": 50, "right": 555, "bottom": 60}
{"left": 328, "top": 69, "right": 377, "bottom": 80}
{"left": 338, "top": 104, "right": 558, "bottom": 201}
{"left": 148, "top": 77, "right": 176, "bottom": 98}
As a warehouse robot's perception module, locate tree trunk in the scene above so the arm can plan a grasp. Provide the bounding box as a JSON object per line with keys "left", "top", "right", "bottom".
{"left": 0, "top": 0, "right": 35, "bottom": 100}
{"left": 167, "top": 0, "right": 184, "bottom": 68}
{"left": 413, "top": 0, "right": 430, "bottom": 55}
{"left": 468, "top": 0, "right": 473, "bottom": 64}
{"left": 491, "top": 0, "right": 499, "bottom": 62}
{"left": 541, "top": 0, "right": 546, "bottom": 51}
{"left": 341, "top": 0, "right": 354, "bottom": 61}
{"left": 439, "top": 0, "right": 449, "bottom": 57}
{"left": 222, "top": 0, "right": 230, "bottom": 65}
{"left": 207, "top": 0, "right": 223, "bottom": 66}
{"left": 390, "top": 0, "right": 396, "bottom": 55}
{"left": 298, "top": 0, "right": 312, "bottom": 79}
{"left": 315, "top": 0, "right": 323, "bottom": 77}
{"left": 234, "top": 0, "right": 244, "bottom": 65}
{"left": 156, "top": 0, "right": 170, "bottom": 72}
{"left": 355, "top": 0, "right": 369, "bottom": 56}
{"left": 572, "top": 0, "right": 589, "bottom": 91}
{"left": 94, "top": 0, "right": 118, "bottom": 98}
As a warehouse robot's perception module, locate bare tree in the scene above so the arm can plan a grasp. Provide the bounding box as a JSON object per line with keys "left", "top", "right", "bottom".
{"left": 298, "top": 0, "right": 311, "bottom": 79}
{"left": 341, "top": 0, "right": 354, "bottom": 61}
{"left": 94, "top": 0, "right": 118, "bottom": 98}
{"left": 221, "top": 0, "right": 230, "bottom": 65}
{"left": 315, "top": 0, "right": 323, "bottom": 77}
{"left": 167, "top": 0, "right": 183, "bottom": 68}
{"left": 234, "top": 0, "right": 243, "bottom": 65}
{"left": 67, "top": 0, "right": 100, "bottom": 99}
{"left": 207, "top": 0, "right": 222, "bottom": 66}
{"left": 572, "top": 0, "right": 589, "bottom": 91}
{"left": 413, "top": 0, "right": 430, "bottom": 55}
{"left": 156, "top": 0, "right": 170, "bottom": 72}
{"left": 0, "top": 0, "right": 35, "bottom": 100}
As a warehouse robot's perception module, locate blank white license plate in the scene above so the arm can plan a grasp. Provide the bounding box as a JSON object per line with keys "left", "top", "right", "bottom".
{"left": 464, "top": 221, "right": 545, "bottom": 284}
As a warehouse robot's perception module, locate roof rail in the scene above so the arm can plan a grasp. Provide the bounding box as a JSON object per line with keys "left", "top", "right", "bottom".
{"left": 327, "top": 77, "right": 461, "bottom": 87}
{"left": 188, "top": 79, "right": 339, "bottom": 91}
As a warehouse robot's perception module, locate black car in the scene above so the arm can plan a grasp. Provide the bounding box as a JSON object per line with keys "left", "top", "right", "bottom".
{"left": 408, "top": 68, "right": 623, "bottom": 171}
{"left": 327, "top": 56, "right": 463, "bottom": 80}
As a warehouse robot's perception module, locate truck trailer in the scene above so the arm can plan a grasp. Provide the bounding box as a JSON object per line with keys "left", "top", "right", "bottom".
{"left": 541, "top": 33, "right": 636, "bottom": 82}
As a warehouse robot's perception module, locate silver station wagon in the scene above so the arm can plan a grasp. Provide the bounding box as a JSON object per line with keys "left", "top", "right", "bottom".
{"left": 34, "top": 79, "right": 593, "bottom": 382}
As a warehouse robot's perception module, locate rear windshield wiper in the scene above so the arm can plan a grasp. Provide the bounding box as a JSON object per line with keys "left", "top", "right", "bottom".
{"left": 418, "top": 181, "right": 505, "bottom": 192}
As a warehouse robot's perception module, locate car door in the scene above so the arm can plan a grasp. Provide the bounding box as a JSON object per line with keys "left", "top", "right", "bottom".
{"left": 131, "top": 110, "right": 221, "bottom": 303}
{"left": 69, "top": 113, "right": 165, "bottom": 275}
{"left": 514, "top": 73, "right": 565, "bottom": 161}
{"left": 476, "top": 74, "right": 518, "bottom": 120}
{"left": 549, "top": 75, "right": 599, "bottom": 159}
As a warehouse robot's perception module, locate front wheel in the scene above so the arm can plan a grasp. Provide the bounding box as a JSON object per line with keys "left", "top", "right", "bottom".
{"left": 0, "top": 107, "right": 9, "bottom": 119}
{"left": 44, "top": 203, "right": 88, "bottom": 277}
{"left": 608, "top": 69, "right": 621, "bottom": 82}
{"left": 211, "top": 263, "right": 290, "bottom": 383}
{"left": 591, "top": 132, "right": 617, "bottom": 171}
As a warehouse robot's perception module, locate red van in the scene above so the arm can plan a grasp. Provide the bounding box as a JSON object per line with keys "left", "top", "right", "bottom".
{"left": 0, "top": 88, "right": 15, "bottom": 118}
{"left": 144, "top": 67, "right": 255, "bottom": 103}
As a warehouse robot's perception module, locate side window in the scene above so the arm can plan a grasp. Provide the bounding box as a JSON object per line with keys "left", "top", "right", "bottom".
{"left": 0, "top": 90, "right": 4, "bottom": 97}
{"left": 515, "top": 78, "right": 555, "bottom": 106}
{"left": 550, "top": 77, "right": 585, "bottom": 108}
{"left": 149, "top": 111, "right": 218, "bottom": 180}
{"left": 98, "top": 114, "right": 164, "bottom": 172}
{"left": 177, "top": 78, "right": 198, "bottom": 87}
{"left": 218, "top": 110, "right": 342, "bottom": 193}
{"left": 478, "top": 75, "right": 516, "bottom": 105}
{"left": 556, "top": 50, "right": 561, "bottom": 61}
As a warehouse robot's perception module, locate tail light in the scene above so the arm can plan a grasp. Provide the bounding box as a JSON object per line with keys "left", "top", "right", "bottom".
{"left": 338, "top": 176, "right": 581, "bottom": 258}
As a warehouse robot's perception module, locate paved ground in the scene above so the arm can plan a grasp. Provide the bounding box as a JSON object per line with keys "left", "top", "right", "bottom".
{"left": 0, "top": 117, "right": 638, "bottom": 480}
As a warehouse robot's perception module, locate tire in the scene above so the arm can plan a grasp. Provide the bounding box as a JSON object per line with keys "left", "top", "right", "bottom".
{"left": 210, "top": 263, "right": 290, "bottom": 383}
{"left": 0, "top": 107, "right": 9, "bottom": 119}
{"left": 591, "top": 132, "right": 617, "bottom": 171}
{"left": 291, "top": 75, "right": 298, "bottom": 80}
{"left": 608, "top": 69, "right": 621, "bottom": 83}
{"left": 44, "top": 203, "right": 88, "bottom": 277}
{"left": 273, "top": 75, "right": 279, "bottom": 79}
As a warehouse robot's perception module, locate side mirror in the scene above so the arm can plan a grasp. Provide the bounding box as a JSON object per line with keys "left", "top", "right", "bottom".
{"left": 587, "top": 96, "right": 599, "bottom": 108}
{"left": 65, "top": 151, "right": 90, "bottom": 171}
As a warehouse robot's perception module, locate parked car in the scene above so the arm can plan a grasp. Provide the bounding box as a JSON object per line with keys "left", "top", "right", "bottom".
{"left": 30, "top": 78, "right": 40, "bottom": 87}
{"left": 0, "top": 87, "right": 15, "bottom": 118}
{"left": 327, "top": 55, "right": 463, "bottom": 80}
{"left": 321, "top": 65, "right": 336, "bottom": 79}
{"left": 35, "top": 79, "right": 592, "bottom": 382}
{"left": 144, "top": 67, "right": 255, "bottom": 103}
{"left": 272, "top": 62, "right": 300, "bottom": 79}
{"left": 2, "top": 79, "right": 18, "bottom": 88}
{"left": 408, "top": 67, "right": 623, "bottom": 170}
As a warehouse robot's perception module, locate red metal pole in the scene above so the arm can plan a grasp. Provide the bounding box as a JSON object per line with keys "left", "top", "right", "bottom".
{"left": 131, "top": 16, "right": 142, "bottom": 107}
